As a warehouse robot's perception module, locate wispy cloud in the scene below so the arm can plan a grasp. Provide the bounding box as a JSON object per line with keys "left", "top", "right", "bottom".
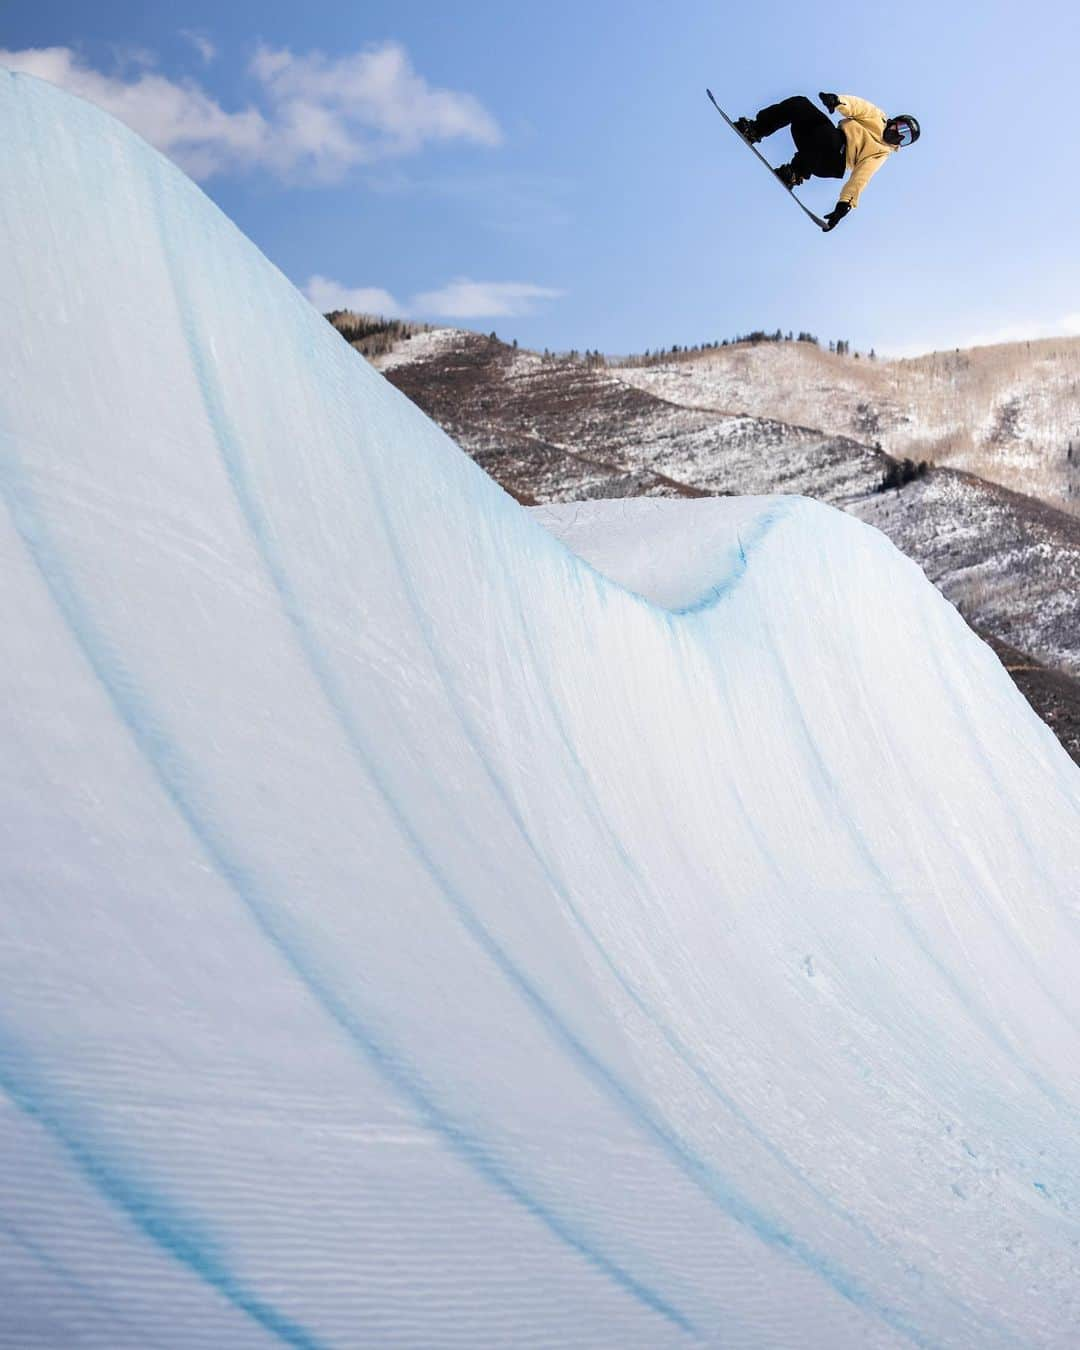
{"left": 885, "top": 313, "right": 1080, "bottom": 358}
{"left": 411, "top": 278, "right": 564, "bottom": 319}
{"left": 304, "top": 275, "right": 564, "bottom": 321}
{"left": 109, "top": 44, "right": 158, "bottom": 73}
{"left": 304, "top": 275, "right": 403, "bottom": 316}
{"left": 0, "top": 41, "right": 501, "bottom": 184}
{"left": 957, "top": 313, "right": 1080, "bottom": 350}
{"left": 180, "top": 30, "right": 217, "bottom": 66}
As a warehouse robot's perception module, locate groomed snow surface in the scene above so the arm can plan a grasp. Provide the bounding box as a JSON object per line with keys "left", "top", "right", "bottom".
{"left": 3, "top": 70, "right": 1080, "bottom": 1349}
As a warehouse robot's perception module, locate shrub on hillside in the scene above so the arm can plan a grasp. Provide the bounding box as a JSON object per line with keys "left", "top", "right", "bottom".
{"left": 880, "top": 457, "right": 931, "bottom": 492}
{"left": 325, "top": 311, "right": 432, "bottom": 359}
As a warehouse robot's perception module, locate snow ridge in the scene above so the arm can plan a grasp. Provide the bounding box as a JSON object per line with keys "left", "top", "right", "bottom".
{"left": 3, "top": 68, "right": 1080, "bottom": 1349}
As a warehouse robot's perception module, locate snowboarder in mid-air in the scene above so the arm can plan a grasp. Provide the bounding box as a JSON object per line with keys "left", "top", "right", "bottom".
{"left": 733, "top": 93, "right": 920, "bottom": 231}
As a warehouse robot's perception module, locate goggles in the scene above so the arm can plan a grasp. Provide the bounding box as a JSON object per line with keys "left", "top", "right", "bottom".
{"left": 890, "top": 117, "right": 918, "bottom": 147}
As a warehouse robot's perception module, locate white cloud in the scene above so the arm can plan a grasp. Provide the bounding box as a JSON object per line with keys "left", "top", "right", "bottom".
{"left": 0, "top": 41, "right": 501, "bottom": 184}
{"left": 885, "top": 313, "right": 1080, "bottom": 358}
{"left": 304, "top": 275, "right": 402, "bottom": 316}
{"left": 248, "top": 42, "right": 501, "bottom": 182}
{"left": 954, "top": 313, "right": 1080, "bottom": 350}
{"left": 180, "top": 30, "right": 217, "bottom": 66}
{"left": 0, "top": 45, "right": 267, "bottom": 180}
{"left": 250, "top": 42, "right": 502, "bottom": 158}
{"left": 304, "top": 275, "right": 564, "bottom": 322}
{"left": 411, "top": 278, "right": 564, "bottom": 319}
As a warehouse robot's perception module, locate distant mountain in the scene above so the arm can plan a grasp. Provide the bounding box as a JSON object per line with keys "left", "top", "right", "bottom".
{"left": 353, "top": 321, "right": 1080, "bottom": 764}
{"left": 614, "top": 336, "right": 1080, "bottom": 517}
{"left": 372, "top": 325, "right": 891, "bottom": 506}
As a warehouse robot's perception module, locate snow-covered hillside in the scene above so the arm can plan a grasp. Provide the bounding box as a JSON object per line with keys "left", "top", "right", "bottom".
{"left": 5, "top": 69, "right": 1080, "bottom": 1349}
{"left": 374, "top": 328, "right": 890, "bottom": 506}
{"left": 613, "top": 338, "right": 1080, "bottom": 515}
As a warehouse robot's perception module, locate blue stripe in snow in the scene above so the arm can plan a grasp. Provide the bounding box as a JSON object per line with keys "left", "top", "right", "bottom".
{"left": 0, "top": 445, "right": 697, "bottom": 1340}
{"left": 157, "top": 246, "right": 936, "bottom": 1345}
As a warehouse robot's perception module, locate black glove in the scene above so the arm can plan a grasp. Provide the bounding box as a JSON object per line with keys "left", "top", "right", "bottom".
{"left": 822, "top": 201, "right": 851, "bottom": 232}
{"left": 819, "top": 92, "right": 840, "bottom": 113}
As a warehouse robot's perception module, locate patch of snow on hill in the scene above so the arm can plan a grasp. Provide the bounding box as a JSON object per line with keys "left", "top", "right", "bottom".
{"left": 373, "top": 324, "right": 465, "bottom": 371}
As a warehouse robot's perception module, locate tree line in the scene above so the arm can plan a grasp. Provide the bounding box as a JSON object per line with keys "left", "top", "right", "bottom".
{"left": 323, "top": 309, "right": 878, "bottom": 367}
{"left": 615, "top": 331, "right": 877, "bottom": 367}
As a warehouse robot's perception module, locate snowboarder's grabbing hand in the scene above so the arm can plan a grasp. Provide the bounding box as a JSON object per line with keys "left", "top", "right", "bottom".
{"left": 734, "top": 92, "right": 920, "bottom": 231}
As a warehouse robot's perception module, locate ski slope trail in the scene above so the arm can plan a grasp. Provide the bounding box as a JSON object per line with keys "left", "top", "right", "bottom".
{"left": 2, "top": 70, "right": 1080, "bottom": 1349}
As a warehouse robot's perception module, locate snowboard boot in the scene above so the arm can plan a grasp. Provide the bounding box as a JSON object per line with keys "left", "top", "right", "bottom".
{"left": 733, "top": 116, "right": 762, "bottom": 144}
{"left": 774, "top": 162, "right": 806, "bottom": 189}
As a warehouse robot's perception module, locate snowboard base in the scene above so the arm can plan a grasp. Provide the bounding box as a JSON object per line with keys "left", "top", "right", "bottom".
{"left": 707, "top": 89, "right": 828, "bottom": 230}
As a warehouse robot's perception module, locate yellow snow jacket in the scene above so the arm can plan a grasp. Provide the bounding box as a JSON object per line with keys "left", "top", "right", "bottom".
{"left": 836, "top": 94, "right": 897, "bottom": 208}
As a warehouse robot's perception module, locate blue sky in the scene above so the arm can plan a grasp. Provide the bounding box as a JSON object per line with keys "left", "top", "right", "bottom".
{"left": 3, "top": 0, "right": 1079, "bottom": 356}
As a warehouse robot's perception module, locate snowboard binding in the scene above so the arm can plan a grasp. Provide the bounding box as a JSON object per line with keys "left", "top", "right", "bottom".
{"left": 774, "top": 162, "right": 807, "bottom": 189}
{"left": 733, "top": 116, "right": 761, "bottom": 144}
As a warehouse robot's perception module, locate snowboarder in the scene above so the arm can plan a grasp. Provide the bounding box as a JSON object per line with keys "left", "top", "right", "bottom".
{"left": 734, "top": 93, "right": 920, "bottom": 231}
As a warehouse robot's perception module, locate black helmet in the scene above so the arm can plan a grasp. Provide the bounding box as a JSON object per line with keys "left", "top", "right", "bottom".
{"left": 887, "top": 114, "right": 920, "bottom": 147}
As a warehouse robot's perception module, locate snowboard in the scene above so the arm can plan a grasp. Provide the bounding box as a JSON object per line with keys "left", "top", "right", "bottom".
{"left": 706, "top": 89, "right": 828, "bottom": 230}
